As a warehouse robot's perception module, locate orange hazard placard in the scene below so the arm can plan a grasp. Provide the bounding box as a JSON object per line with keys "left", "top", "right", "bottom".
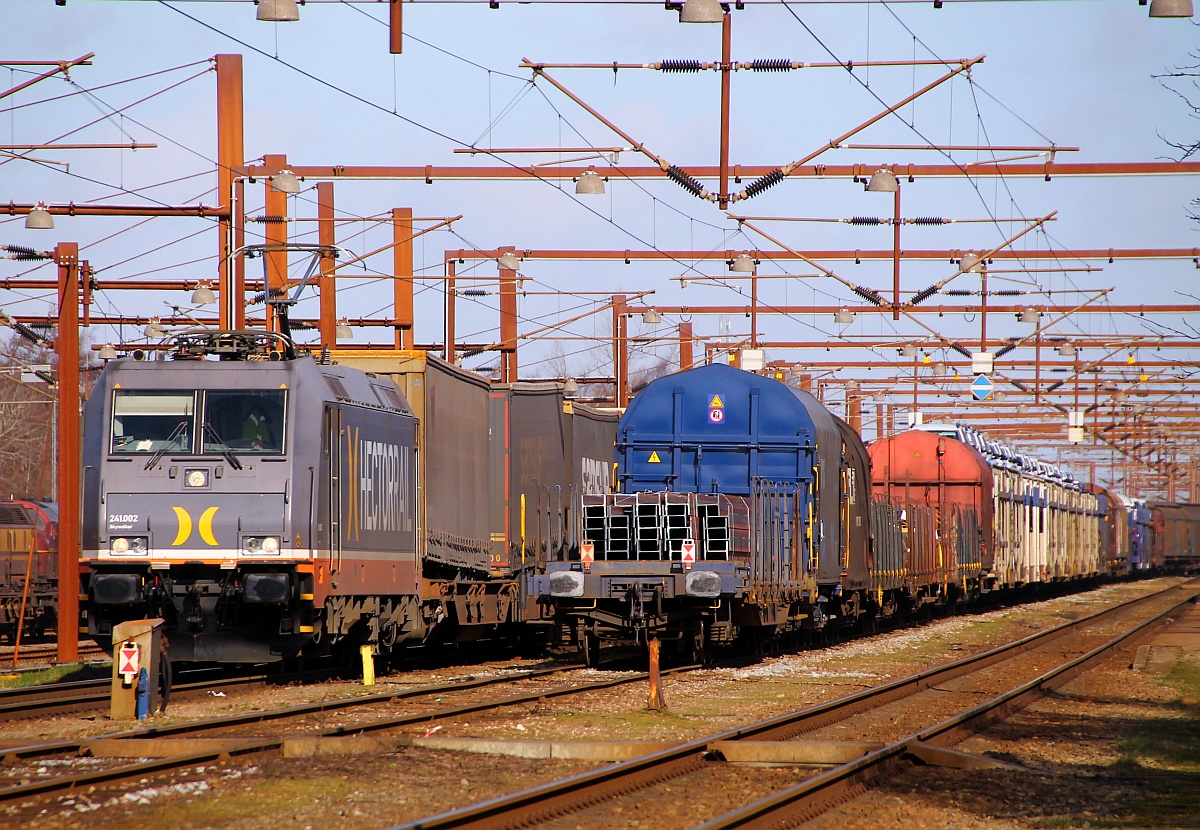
{"left": 581, "top": 540, "right": 595, "bottom": 567}
{"left": 681, "top": 539, "right": 696, "bottom": 568}
{"left": 118, "top": 642, "right": 140, "bottom": 678}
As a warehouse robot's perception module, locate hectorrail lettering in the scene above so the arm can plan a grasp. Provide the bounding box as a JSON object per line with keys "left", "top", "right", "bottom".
{"left": 357, "top": 438, "right": 413, "bottom": 533}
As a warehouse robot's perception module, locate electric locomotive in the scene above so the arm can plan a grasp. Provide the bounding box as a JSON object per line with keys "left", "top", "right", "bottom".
{"left": 81, "top": 330, "right": 422, "bottom": 663}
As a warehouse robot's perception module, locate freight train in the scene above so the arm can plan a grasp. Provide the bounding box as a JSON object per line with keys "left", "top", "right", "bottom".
{"left": 0, "top": 499, "right": 58, "bottom": 641}
{"left": 530, "top": 362, "right": 1200, "bottom": 665}
{"left": 80, "top": 330, "right": 616, "bottom": 663}
{"left": 79, "top": 332, "right": 1198, "bottom": 666}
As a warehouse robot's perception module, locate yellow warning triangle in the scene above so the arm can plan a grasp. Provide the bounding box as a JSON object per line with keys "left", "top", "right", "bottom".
{"left": 913, "top": 450, "right": 921, "bottom": 457}
{"left": 709, "top": 395, "right": 724, "bottom": 408}
{"left": 648, "top": 451, "right": 662, "bottom": 463}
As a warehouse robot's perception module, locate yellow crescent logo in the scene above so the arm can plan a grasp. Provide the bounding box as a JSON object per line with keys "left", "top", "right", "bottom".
{"left": 171, "top": 506, "right": 192, "bottom": 546}
{"left": 199, "top": 506, "right": 219, "bottom": 546}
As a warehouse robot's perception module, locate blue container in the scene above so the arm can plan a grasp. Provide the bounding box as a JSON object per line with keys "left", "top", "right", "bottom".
{"left": 616, "top": 363, "right": 819, "bottom": 495}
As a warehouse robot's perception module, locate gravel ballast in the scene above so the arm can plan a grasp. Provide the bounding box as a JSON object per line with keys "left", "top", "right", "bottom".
{"left": 5, "top": 578, "right": 1197, "bottom": 830}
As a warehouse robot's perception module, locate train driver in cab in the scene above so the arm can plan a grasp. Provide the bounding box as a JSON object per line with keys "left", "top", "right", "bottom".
{"left": 242, "top": 403, "right": 275, "bottom": 450}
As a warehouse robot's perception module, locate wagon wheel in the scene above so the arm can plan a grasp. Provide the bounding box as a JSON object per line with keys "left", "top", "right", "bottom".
{"left": 158, "top": 655, "right": 173, "bottom": 713}
{"left": 686, "top": 626, "right": 708, "bottom": 666}
{"left": 581, "top": 631, "right": 601, "bottom": 668}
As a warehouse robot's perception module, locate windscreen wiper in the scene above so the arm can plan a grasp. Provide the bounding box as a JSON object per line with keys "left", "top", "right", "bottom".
{"left": 202, "top": 422, "right": 243, "bottom": 471}
{"left": 144, "top": 420, "right": 189, "bottom": 471}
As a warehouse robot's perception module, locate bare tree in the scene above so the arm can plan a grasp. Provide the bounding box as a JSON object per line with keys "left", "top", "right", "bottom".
{"left": 0, "top": 331, "right": 56, "bottom": 499}
{"left": 0, "top": 325, "right": 99, "bottom": 500}
{"left": 629, "top": 356, "right": 675, "bottom": 395}
{"left": 1156, "top": 49, "right": 1200, "bottom": 221}
{"left": 512, "top": 310, "right": 683, "bottom": 404}
{"left": 627, "top": 315, "right": 679, "bottom": 395}
{"left": 537, "top": 340, "right": 578, "bottom": 382}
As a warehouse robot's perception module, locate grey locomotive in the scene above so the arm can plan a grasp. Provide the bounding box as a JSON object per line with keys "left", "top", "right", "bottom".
{"left": 82, "top": 330, "right": 433, "bottom": 663}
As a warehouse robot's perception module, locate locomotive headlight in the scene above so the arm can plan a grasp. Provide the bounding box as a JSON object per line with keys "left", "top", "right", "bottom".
{"left": 242, "top": 536, "right": 281, "bottom": 556}
{"left": 184, "top": 468, "right": 209, "bottom": 488}
{"left": 110, "top": 536, "right": 148, "bottom": 556}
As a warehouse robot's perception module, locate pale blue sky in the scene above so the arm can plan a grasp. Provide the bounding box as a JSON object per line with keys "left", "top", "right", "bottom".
{"left": 2, "top": 0, "right": 1196, "bottom": 439}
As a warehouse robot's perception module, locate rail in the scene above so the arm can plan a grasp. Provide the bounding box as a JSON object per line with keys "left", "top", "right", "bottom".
{"left": 387, "top": 581, "right": 1197, "bottom": 829}
{"left": 0, "top": 660, "right": 691, "bottom": 804}
{"left": 696, "top": 588, "right": 1198, "bottom": 827}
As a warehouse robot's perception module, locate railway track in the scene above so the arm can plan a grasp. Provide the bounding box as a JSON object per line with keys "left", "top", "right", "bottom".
{"left": 384, "top": 580, "right": 1198, "bottom": 829}
{"left": 0, "top": 665, "right": 338, "bottom": 721}
{"left": 0, "top": 658, "right": 683, "bottom": 806}
{"left": 694, "top": 589, "right": 1200, "bottom": 829}
{"left": 0, "top": 641, "right": 108, "bottom": 669}
{"left": 0, "top": 577, "right": 1103, "bottom": 726}
{"left": 0, "top": 581, "right": 1189, "bottom": 822}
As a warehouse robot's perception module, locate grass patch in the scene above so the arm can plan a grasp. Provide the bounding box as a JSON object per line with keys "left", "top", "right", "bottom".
{"left": 663, "top": 696, "right": 769, "bottom": 718}
{"left": 1051, "top": 767, "right": 1200, "bottom": 829}
{"left": 1164, "top": 660, "right": 1200, "bottom": 707}
{"left": 1111, "top": 774, "right": 1200, "bottom": 829}
{"left": 552, "top": 708, "right": 697, "bottom": 732}
{"left": 1076, "top": 663, "right": 1200, "bottom": 828}
{"left": 1118, "top": 666, "right": 1200, "bottom": 775}
{"left": 0, "top": 663, "right": 110, "bottom": 688}
{"left": 131, "top": 774, "right": 359, "bottom": 829}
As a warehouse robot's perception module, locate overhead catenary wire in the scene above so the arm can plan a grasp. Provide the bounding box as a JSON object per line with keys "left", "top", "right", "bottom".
{"left": 156, "top": 0, "right": 728, "bottom": 286}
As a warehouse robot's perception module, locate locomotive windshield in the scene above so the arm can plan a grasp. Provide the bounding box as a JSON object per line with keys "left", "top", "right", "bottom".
{"left": 111, "top": 391, "right": 194, "bottom": 454}
{"left": 203, "top": 390, "right": 285, "bottom": 453}
{"left": 110, "top": 389, "right": 286, "bottom": 455}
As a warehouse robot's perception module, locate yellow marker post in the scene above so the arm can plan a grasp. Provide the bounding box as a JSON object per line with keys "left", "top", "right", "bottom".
{"left": 361, "top": 644, "right": 376, "bottom": 686}
{"left": 520, "top": 494, "right": 526, "bottom": 568}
